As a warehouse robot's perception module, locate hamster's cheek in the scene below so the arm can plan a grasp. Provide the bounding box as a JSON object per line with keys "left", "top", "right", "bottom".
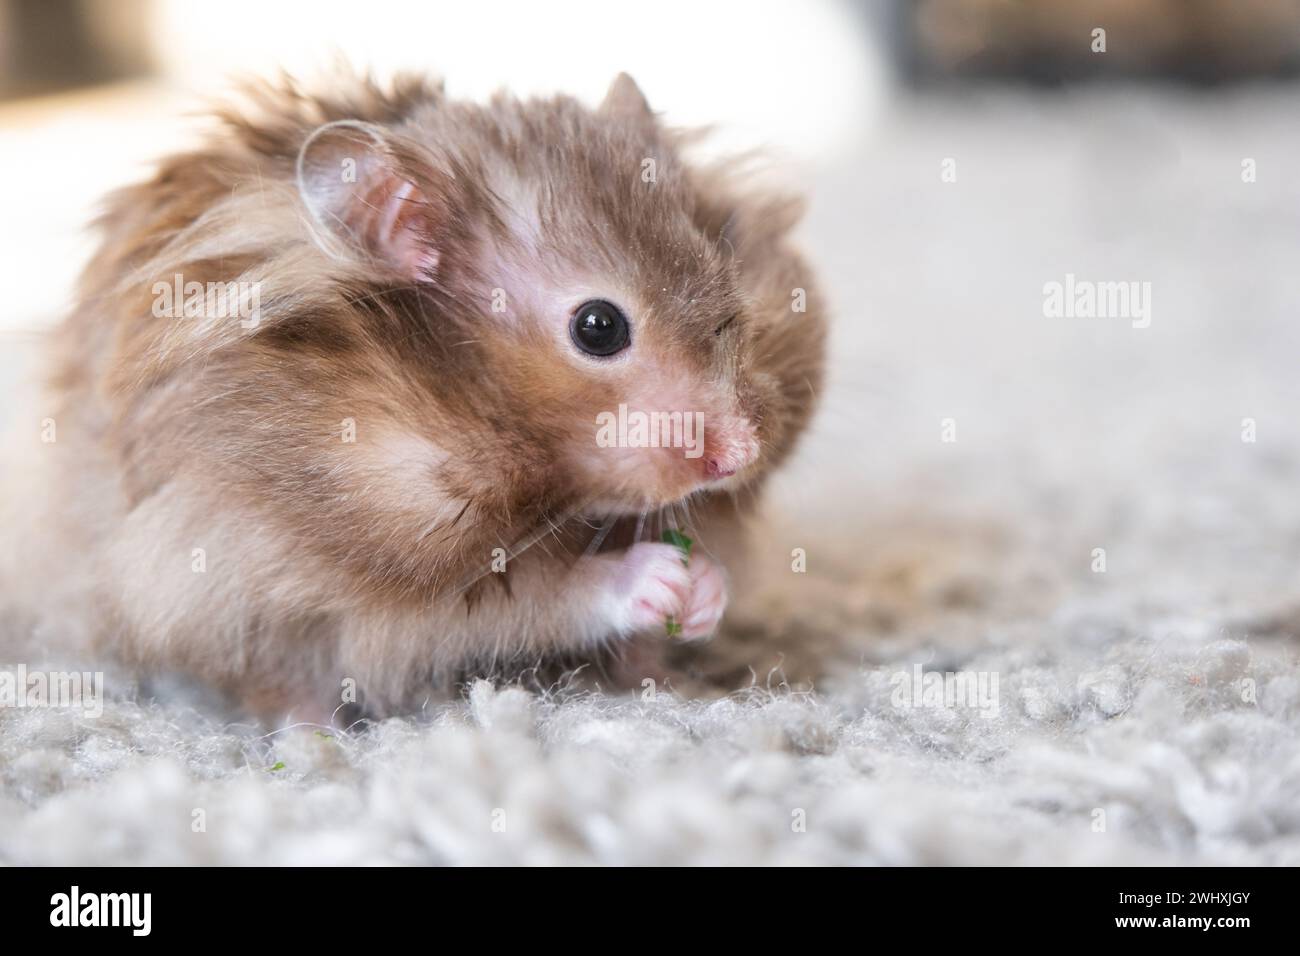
{"left": 341, "top": 428, "right": 466, "bottom": 531}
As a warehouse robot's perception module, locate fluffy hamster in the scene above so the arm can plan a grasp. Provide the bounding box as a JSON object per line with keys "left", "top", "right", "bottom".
{"left": 19, "top": 70, "right": 824, "bottom": 719}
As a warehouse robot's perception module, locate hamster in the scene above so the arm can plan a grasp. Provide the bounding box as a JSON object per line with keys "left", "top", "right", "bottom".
{"left": 15, "top": 70, "right": 824, "bottom": 720}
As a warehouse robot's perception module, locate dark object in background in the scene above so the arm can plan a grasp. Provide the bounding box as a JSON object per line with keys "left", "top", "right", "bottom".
{"left": 894, "top": 0, "right": 1300, "bottom": 84}
{"left": 0, "top": 0, "right": 151, "bottom": 99}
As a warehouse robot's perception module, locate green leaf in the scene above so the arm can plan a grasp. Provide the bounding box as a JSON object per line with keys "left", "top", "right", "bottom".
{"left": 661, "top": 529, "right": 693, "bottom": 565}
{"left": 661, "top": 530, "right": 693, "bottom": 638}
{"left": 267, "top": 761, "right": 286, "bottom": 772}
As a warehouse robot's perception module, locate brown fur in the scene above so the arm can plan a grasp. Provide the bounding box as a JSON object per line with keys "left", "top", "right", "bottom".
{"left": 18, "top": 69, "right": 825, "bottom": 718}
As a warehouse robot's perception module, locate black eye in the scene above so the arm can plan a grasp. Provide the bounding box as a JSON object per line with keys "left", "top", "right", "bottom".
{"left": 570, "top": 299, "right": 630, "bottom": 357}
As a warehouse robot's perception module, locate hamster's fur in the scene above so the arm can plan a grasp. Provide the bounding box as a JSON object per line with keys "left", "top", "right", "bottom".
{"left": 4, "top": 70, "right": 824, "bottom": 719}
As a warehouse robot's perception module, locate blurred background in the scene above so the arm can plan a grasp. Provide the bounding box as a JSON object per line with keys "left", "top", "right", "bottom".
{"left": 3, "top": 0, "right": 1300, "bottom": 671}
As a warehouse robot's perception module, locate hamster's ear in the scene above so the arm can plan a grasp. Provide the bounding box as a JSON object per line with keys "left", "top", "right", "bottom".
{"left": 297, "top": 120, "right": 440, "bottom": 281}
{"left": 600, "top": 73, "right": 653, "bottom": 123}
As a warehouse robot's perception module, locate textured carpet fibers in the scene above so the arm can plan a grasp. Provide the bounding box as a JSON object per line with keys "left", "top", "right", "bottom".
{"left": 2, "top": 86, "right": 1299, "bottom": 865}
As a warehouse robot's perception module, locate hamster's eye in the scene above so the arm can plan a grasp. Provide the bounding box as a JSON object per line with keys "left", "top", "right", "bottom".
{"left": 570, "top": 299, "right": 630, "bottom": 357}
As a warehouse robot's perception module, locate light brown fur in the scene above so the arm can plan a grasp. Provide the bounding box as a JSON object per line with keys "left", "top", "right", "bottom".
{"left": 12, "top": 69, "right": 825, "bottom": 719}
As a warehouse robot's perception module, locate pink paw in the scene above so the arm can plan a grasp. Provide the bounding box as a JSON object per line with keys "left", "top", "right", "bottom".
{"left": 676, "top": 554, "right": 727, "bottom": 641}
{"left": 607, "top": 542, "right": 727, "bottom": 641}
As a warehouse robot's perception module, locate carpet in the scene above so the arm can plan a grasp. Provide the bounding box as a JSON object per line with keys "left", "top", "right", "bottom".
{"left": 2, "top": 84, "right": 1299, "bottom": 866}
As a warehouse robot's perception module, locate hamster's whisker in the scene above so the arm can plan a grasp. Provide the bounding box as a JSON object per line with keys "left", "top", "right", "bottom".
{"left": 580, "top": 514, "right": 618, "bottom": 561}
{"left": 449, "top": 497, "right": 595, "bottom": 595}
{"left": 674, "top": 498, "right": 698, "bottom": 544}
{"left": 663, "top": 507, "right": 677, "bottom": 533}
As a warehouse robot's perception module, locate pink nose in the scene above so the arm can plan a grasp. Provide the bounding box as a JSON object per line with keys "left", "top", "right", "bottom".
{"left": 703, "top": 424, "right": 758, "bottom": 481}
{"left": 706, "top": 458, "right": 737, "bottom": 479}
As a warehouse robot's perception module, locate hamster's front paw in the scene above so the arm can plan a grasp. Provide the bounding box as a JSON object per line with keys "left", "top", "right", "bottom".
{"left": 605, "top": 542, "right": 727, "bottom": 641}
{"left": 675, "top": 553, "right": 727, "bottom": 641}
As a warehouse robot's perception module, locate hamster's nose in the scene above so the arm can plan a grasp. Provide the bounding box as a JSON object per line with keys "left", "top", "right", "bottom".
{"left": 703, "top": 420, "right": 759, "bottom": 481}
{"left": 706, "top": 457, "right": 737, "bottom": 479}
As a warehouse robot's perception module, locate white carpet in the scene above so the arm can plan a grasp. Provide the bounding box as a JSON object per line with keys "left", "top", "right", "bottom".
{"left": 3, "top": 85, "right": 1300, "bottom": 865}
